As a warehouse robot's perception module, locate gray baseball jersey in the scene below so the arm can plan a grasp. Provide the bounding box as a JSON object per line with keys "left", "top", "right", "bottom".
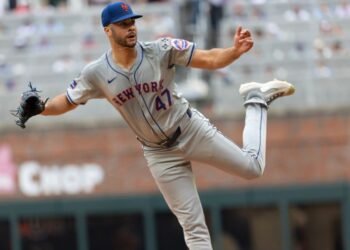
{"left": 66, "top": 36, "right": 269, "bottom": 250}
{"left": 67, "top": 37, "right": 195, "bottom": 145}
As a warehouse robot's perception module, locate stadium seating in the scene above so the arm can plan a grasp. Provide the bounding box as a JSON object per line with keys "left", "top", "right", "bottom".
{"left": 213, "top": 0, "right": 350, "bottom": 116}
{"left": 1, "top": 1, "right": 349, "bottom": 128}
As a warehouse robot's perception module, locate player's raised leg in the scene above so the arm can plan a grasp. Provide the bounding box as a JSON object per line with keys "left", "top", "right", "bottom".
{"left": 182, "top": 79, "right": 295, "bottom": 179}
{"left": 239, "top": 78, "right": 295, "bottom": 173}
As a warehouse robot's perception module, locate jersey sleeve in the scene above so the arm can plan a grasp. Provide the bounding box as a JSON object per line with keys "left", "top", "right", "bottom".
{"left": 157, "top": 37, "right": 196, "bottom": 67}
{"left": 66, "top": 62, "right": 103, "bottom": 105}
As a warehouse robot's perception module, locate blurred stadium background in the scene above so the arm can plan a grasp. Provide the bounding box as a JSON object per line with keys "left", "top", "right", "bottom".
{"left": 0, "top": 0, "right": 350, "bottom": 249}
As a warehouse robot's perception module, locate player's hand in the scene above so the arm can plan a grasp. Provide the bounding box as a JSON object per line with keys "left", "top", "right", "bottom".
{"left": 233, "top": 26, "right": 254, "bottom": 55}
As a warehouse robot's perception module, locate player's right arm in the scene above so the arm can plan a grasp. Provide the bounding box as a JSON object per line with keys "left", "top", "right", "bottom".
{"left": 41, "top": 60, "right": 102, "bottom": 116}
{"left": 41, "top": 93, "right": 77, "bottom": 116}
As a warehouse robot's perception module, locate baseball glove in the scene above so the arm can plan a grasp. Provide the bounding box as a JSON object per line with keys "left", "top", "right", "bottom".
{"left": 11, "top": 82, "right": 48, "bottom": 128}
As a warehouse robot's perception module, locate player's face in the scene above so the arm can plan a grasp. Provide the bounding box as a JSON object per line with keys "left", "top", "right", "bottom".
{"left": 108, "top": 19, "right": 138, "bottom": 48}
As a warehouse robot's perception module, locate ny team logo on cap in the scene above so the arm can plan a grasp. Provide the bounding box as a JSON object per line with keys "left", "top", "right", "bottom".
{"left": 121, "top": 3, "right": 129, "bottom": 12}
{"left": 101, "top": 1, "right": 143, "bottom": 27}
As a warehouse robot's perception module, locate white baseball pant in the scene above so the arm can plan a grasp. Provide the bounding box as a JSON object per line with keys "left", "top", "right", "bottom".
{"left": 143, "top": 103, "right": 267, "bottom": 250}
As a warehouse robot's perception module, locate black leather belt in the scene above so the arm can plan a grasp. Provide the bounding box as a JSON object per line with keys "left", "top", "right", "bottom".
{"left": 159, "top": 108, "right": 192, "bottom": 148}
{"left": 160, "top": 126, "right": 182, "bottom": 147}
{"left": 186, "top": 108, "right": 192, "bottom": 119}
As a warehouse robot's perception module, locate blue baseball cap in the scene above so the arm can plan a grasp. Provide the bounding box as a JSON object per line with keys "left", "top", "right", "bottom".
{"left": 101, "top": 2, "right": 143, "bottom": 27}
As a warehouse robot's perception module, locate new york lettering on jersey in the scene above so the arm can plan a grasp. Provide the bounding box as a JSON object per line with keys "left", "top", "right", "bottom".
{"left": 111, "top": 80, "right": 165, "bottom": 106}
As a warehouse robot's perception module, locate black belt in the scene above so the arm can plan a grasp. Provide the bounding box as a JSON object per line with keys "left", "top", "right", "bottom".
{"left": 159, "top": 108, "right": 192, "bottom": 148}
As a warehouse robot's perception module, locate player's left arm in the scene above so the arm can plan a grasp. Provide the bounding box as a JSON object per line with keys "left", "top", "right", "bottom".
{"left": 189, "top": 26, "right": 253, "bottom": 70}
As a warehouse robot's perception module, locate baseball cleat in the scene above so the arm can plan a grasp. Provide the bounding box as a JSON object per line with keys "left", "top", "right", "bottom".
{"left": 239, "top": 79, "right": 295, "bottom": 106}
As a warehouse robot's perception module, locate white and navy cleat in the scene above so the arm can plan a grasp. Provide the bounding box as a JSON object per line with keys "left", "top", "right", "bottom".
{"left": 239, "top": 79, "right": 295, "bottom": 107}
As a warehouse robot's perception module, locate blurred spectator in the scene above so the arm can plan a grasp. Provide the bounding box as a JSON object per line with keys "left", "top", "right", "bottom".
{"left": 314, "top": 60, "right": 332, "bottom": 78}
{"left": 214, "top": 67, "right": 233, "bottom": 86}
{"left": 37, "top": 36, "right": 52, "bottom": 51}
{"left": 331, "top": 40, "right": 345, "bottom": 55}
{"left": 319, "top": 20, "right": 334, "bottom": 34}
{"left": 314, "top": 3, "right": 333, "bottom": 20}
{"left": 48, "top": 0, "right": 67, "bottom": 7}
{"left": 294, "top": 41, "right": 306, "bottom": 54}
{"left": 0, "top": 0, "right": 5, "bottom": 16}
{"left": 88, "top": 0, "right": 110, "bottom": 5}
{"left": 313, "top": 38, "right": 332, "bottom": 59}
{"left": 253, "top": 27, "right": 265, "bottom": 40}
{"left": 208, "top": 0, "right": 227, "bottom": 48}
{"left": 14, "top": 0, "right": 30, "bottom": 13}
{"left": 251, "top": 5, "right": 266, "bottom": 20}
{"left": 10, "top": 0, "right": 69, "bottom": 11}
{"left": 82, "top": 32, "right": 97, "bottom": 49}
{"left": 52, "top": 54, "right": 76, "bottom": 73}
{"left": 328, "top": 39, "right": 349, "bottom": 58}
{"left": 231, "top": 2, "right": 248, "bottom": 20}
{"left": 287, "top": 41, "right": 307, "bottom": 60}
{"left": 13, "top": 19, "right": 36, "bottom": 50}
{"left": 319, "top": 20, "right": 343, "bottom": 36}
{"left": 0, "top": 54, "right": 16, "bottom": 91}
{"left": 36, "top": 17, "right": 65, "bottom": 51}
{"left": 8, "top": 0, "right": 17, "bottom": 10}
{"left": 334, "top": 1, "right": 350, "bottom": 18}
{"left": 284, "top": 4, "right": 311, "bottom": 22}
{"left": 184, "top": 0, "right": 200, "bottom": 27}
{"left": 313, "top": 37, "right": 348, "bottom": 59}
{"left": 38, "top": 17, "right": 65, "bottom": 35}
{"left": 265, "top": 21, "right": 283, "bottom": 39}
{"left": 177, "top": 0, "right": 200, "bottom": 41}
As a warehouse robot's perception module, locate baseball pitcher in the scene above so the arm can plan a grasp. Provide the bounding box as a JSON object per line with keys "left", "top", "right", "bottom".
{"left": 12, "top": 2, "right": 295, "bottom": 249}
